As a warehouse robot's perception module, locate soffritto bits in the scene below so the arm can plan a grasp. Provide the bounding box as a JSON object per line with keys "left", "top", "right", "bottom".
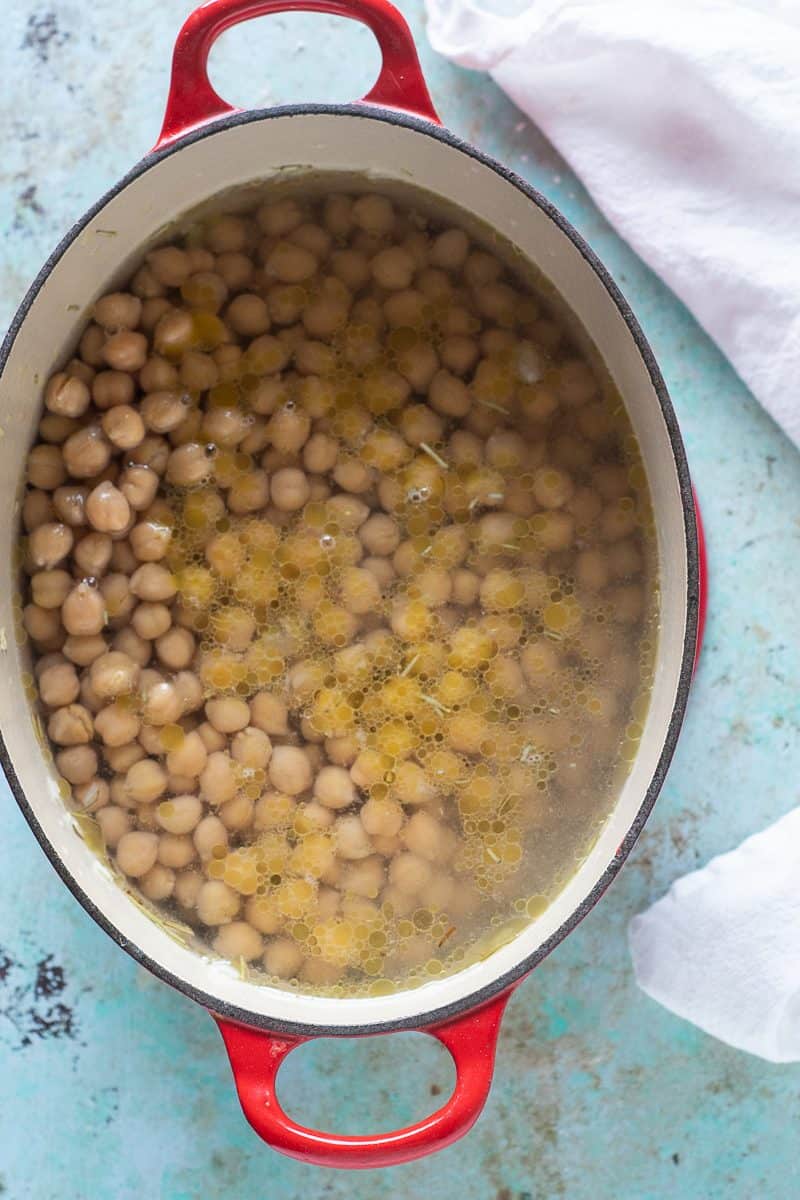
{"left": 21, "top": 185, "right": 655, "bottom": 996}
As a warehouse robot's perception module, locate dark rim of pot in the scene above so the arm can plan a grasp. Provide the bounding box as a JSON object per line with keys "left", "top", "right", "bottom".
{"left": 0, "top": 103, "right": 699, "bottom": 1038}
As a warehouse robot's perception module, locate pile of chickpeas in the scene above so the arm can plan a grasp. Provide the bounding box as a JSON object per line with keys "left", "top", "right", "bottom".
{"left": 21, "top": 185, "right": 654, "bottom": 995}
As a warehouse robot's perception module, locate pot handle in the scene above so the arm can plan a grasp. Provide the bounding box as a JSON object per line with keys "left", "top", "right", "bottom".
{"left": 155, "top": 0, "right": 440, "bottom": 150}
{"left": 214, "top": 989, "right": 512, "bottom": 1169}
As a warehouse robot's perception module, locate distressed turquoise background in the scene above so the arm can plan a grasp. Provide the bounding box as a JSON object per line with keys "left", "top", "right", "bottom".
{"left": 2, "top": 3, "right": 799, "bottom": 1197}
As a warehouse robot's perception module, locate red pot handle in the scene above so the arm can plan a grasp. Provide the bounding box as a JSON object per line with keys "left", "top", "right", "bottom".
{"left": 155, "top": 0, "right": 440, "bottom": 150}
{"left": 214, "top": 988, "right": 512, "bottom": 1169}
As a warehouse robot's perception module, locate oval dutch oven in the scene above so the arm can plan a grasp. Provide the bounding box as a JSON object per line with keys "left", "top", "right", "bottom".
{"left": 0, "top": 0, "right": 706, "bottom": 1170}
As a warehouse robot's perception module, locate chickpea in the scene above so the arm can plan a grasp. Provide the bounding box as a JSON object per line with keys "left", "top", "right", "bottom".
{"left": 27, "top": 444, "right": 66, "bottom": 490}
{"left": 399, "top": 403, "right": 445, "bottom": 449}
{"left": 22, "top": 602, "right": 61, "bottom": 645}
{"left": 85, "top": 481, "right": 131, "bottom": 533}
{"left": 205, "top": 697, "right": 250, "bottom": 735}
{"left": 154, "top": 627, "right": 194, "bottom": 671}
{"left": 269, "top": 745, "right": 313, "bottom": 796}
{"left": 119, "top": 465, "right": 159, "bottom": 512}
{"left": 39, "top": 413, "right": 79, "bottom": 445}
{"left": 23, "top": 489, "right": 55, "bottom": 531}
{"left": 28, "top": 522, "right": 73, "bottom": 570}
{"left": 102, "top": 330, "right": 148, "bottom": 373}
{"left": 337, "top": 566, "right": 380, "bottom": 616}
{"left": 125, "top": 759, "right": 167, "bottom": 804}
{"left": 73, "top": 777, "right": 110, "bottom": 813}
{"left": 390, "top": 598, "right": 434, "bottom": 642}
{"left": 144, "top": 246, "right": 189, "bottom": 287}
{"left": 270, "top": 466, "right": 310, "bottom": 512}
{"left": 265, "top": 240, "right": 318, "bottom": 284}
{"left": 311, "top": 765, "right": 354, "bottom": 810}
{"left": 141, "top": 678, "right": 182, "bottom": 726}
{"left": 116, "top": 830, "right": 159, "bottom": 878}
{"left": 47, "top": 700, "right": 94, "bottom": 746}
{"left": 131, "top": 603, "right": 171, "bottom": 641}
{"left": 197, "top": 880, "right": 240, "bottom": 926}
{"left": 137, "top": 864, "right": 175, "bottom": 901}
{"left": 393, "top": 760, "right": 437, "bottom": 806}
{"left": 188, "top": 816, "right": 226, "bottom": 866}
{"left": 352, "top": 194, "right": 394, "bottom": 235}
{"left": 39, "top": 661, "right": 80, "bottom": 707}
{"left": 335, "top": 814, "right": 373, "bottom": 859}
{"left": 389, "top": 852, "right": 431, "bottom": 894}
{"left": 56, "top": 744, "right": 98, "bottom": 785}
{"left": 95, "top": 701, "right": 141, "bottom": 747}
{"left": 164, "top": 731, "right": 207, "bottom": 780}
{"left": 62, "top": 425, "right": 112, "bottom": 480}
{"left": 93, "top": 805, "right": 131, "bottom": 850}
{"left": 249, "top": 691, "right": 289, "bottom": 736}
{"left": 361, "top": 796, "right": 403, "bottom": 838}
{"left": 62, "top": 581, "right": 105, "bottom": 637}
{"left": 371, "top": 245, "right": 415, "bottom": 290}
{"left": 431, "top": 227, "right": 469, "bottom": 270}
{"left": 429, "top": 369, "right": 472, "bottom": 418}
{"left": 173, "top": 670, "right": 204, "bottom": 714}
{"left": 44, "top": 372, "right": 91, "bottom": 418}
{"left": 72, "top": 533, "right": 111, "bottom": 578}
{"left": 359, "top": 513, "right": 400, "bottom": 557}
{"left": 212, "top": 921, "right": 263, "bottom": 962}
{"left": 263, "top": 937, "right": 303, "bottom": 979}
{"left": 155, "top": 832, "right": 195, "bottom": 870}
{"left": 196, "top": 750, "right": 236, "bottom": 806}
{"left": 93, "top": 292, "right": 142, "bottom": 331}
{"left": 130, "top": 518, "right": 171, "bottom": 562}
{"left": 153, "top": 795, "right": 202, "bottom": 837}
{"left": 99, "top": 405, "right": 144, "bottom": 451}
{"left": 165, "top": 443, "right": 211, "bottom": 487}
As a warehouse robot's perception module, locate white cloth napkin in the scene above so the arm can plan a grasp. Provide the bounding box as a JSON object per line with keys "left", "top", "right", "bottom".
{"left": 424, "top": 0, "right": 800, "bottom": 447}
{"left": 426, "top": 0, "right": 800, "bottom": 1059}
{"left": 628, "top": 807, "right": 800, "bottom": 1062}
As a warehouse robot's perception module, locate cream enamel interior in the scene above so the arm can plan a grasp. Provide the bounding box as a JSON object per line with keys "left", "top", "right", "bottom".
{"left": 0, "top": 112, "right": 690, "bottom": 1030}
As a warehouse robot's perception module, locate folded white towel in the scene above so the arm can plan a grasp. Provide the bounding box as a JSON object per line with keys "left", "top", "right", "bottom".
{"left": 628, "top": 807, "right": 800, "bottom": 1063}
{"left": 424, "top": 0, "right": 800, "bottom": 447}
{"left": 426, "top": 0, "right": 800, "bottom": 1060}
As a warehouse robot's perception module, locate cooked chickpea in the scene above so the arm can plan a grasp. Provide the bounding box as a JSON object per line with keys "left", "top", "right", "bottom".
{"left": 165, "top": 731, "right": 207, "bottom": 779}
{"left": 263, "top": 937, "right": 304, "bottom": 979}
{"left": 197, "top": 751, "right": 236, "bottom": 806}
{"left": 270, "top": 467, "right": 310, "bottom": 512}
{"left": 61, "top": 581, "right": 105, "bottom": 636}
{"left": 361, "top": 796, "right": 403, "bottom": 838}
{"left": 132, "top": 602, "right": 172, "bottom": 641}
{"left": 85, "top": 482, "right": 131, "bottom": 533}
{"left": 39, "top": 661, "right": 80, "bottom": 707}
{"left": 45, "top": 372, "right": 91, "bottom": 418}
{"left": 206, "top": 696, "right": 250, "bottom": 734}
{"left": 116, "top": 830, "right": 159, "bottom": 878}
{"left": 250, "top": 692, "right": 289, "bottom": 736}
{"left": 269, "top": 745, "right": 313, "bottom": 796}
{"left": 335, "top": 813, "right": 373, "bottom": 859}
{"left": 371, "top": 245, "right": 415, "bottom": 290}
{"left": 29, "top": 522, "right": 73, "bottom": 569}
{"left": 155, "top": 627, "right": 195, "bottom": 670}
{"left": 389, "top": 852, "right": 432, "bottom": 894}
{"left": 197, "top": 881, "right": 240, "bottom": 926}
{"left": 103, "top": 330, "right": 148, "bottom": 373}
{"left": 313, "top": 765, "right": 356, "bottom": 810}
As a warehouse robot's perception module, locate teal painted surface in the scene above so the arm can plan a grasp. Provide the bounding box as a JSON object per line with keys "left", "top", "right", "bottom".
{"left": 1, "top": 3, "right": 799, "bottom": 1197}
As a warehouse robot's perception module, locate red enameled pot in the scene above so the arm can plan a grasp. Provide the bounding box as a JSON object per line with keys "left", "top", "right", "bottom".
{"left": 0, "top": 0, "right": 706, "bottom": 1168}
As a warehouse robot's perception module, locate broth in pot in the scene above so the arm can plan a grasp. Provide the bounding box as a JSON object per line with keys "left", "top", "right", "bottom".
{"left": 19, "top": 181, "right": 656, "bottom": 996}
